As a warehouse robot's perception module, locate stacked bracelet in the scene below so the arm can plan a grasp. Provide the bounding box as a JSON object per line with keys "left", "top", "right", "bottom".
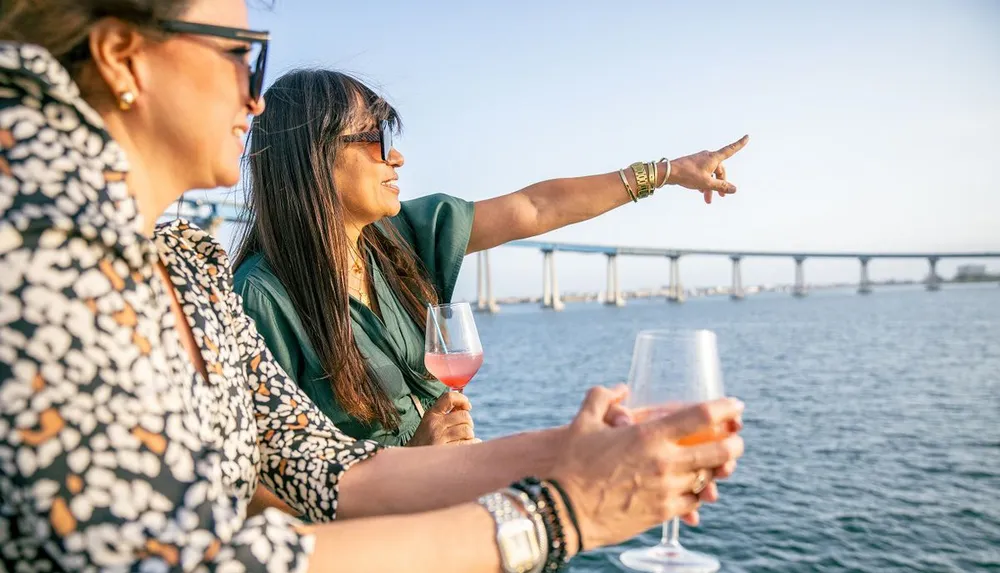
{"left": 544, "top": 479, "right": 584, "bottom": 553}
{"left": 510, "top": 476, "right": 591, "bottom": 572}
{"left": 618, "top": 158, "right": 671, "bottom": 202}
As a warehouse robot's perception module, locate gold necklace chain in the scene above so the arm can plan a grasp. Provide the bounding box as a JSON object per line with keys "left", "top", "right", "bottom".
{"left": 348, "top": 245, "right": 371, "bottom": 306}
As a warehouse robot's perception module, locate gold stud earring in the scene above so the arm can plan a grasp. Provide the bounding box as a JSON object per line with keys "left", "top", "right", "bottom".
{"left": 118, "top": 90, "right": 136, "bottom": 111}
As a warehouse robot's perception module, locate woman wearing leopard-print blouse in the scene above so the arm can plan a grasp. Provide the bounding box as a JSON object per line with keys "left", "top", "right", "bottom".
{"left": 0, "top": 1, "right": 746, "bottom": 572}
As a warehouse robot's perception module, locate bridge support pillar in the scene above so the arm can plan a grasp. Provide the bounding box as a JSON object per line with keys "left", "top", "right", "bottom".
{"left": 541, "top": 250, "right": 565, "bottom": 311}
{"left": 604, "top": 254, "right": 625, "bottom": 306}
{"left": 730, "top": 256, "right": 745, "bottom": 300}
{"left": 793, "top": 256, "right": 808, "bottom": 297}
{"left": 475, "top": 250, "right": 499, "bottom": 314}
{"left": 925, "top": 257, "right": 942, "bottom": 291}
{"left": 541, "top": 251, "right": 552, "bottom": 307}
{"left": 858, "top": 257, "right": 873, "bottom": 295}
{"left": 667, "top": 255, "right": 684, "bottom": 303}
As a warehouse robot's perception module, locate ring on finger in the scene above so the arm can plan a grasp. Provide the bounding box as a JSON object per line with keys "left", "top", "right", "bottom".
{"left": 692, "top": 471, "right": 708, "bottom": 495}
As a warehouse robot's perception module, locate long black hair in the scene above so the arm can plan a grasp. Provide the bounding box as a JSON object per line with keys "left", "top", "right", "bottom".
{"left": 233, "top": 69, "right": 438, "bottom": 430}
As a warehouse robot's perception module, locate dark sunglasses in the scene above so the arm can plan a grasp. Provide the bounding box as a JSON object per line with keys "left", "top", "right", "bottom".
{"left": 157, "top": 20, "right": 270, "bottom": 101}
{"left": 339, "top": 119, "right": 394, "bottom": 162}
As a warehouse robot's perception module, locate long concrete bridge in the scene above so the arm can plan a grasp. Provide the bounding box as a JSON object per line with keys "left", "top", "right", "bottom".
{"left": 470, "top": 240, "right": 1000, "bottom": 312}
{"left": 167, "top": 197, "right": 1000, "bottom": 314}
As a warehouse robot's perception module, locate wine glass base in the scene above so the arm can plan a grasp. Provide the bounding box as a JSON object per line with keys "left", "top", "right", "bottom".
{"left": 620, "top": 544, "right": 721, "bottom": 573}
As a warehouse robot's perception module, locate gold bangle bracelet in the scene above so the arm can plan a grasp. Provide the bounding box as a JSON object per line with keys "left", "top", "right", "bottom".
{"left": 648, "top": 162, "right": 657, "bottom": 197}
{"left": 619, "top": 169, "right": 637, "bottom": 203}
{"left": 642, "top": 162, "right": 653, "bottom": 198}
{"left": 658, "top": 157, "right": 671, "bottom": 188}
{"left": 643, "top": 162, "right": 654, "bottom": 198}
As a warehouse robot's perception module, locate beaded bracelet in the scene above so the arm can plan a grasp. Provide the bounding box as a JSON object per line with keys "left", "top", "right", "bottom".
{"left": 544, "top": 479, "right": 584, "bottom": 553}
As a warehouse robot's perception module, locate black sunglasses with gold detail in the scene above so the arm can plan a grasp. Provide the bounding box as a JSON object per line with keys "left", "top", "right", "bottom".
{"left": 339, "top": 119, "right": 394, "bottom": 162}
{"left": 156, "top": 20, "right": 270, "bottom": 101}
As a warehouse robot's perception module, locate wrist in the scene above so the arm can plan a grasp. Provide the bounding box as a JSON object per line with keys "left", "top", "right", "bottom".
{"left": 514, "top": 425, "right": 570, "bottom": 477}
{"left": 541, "top": 425, "right": 571, "bottom": 475}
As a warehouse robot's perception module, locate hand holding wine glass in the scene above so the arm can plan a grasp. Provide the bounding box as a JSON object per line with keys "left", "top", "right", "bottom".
{"left": 618, "top": 328, "right": 734, "bottom": 573}
{"left": 545, "top": 386, "right": 745, "bottom": 556}
{"left": 405, "top": 391, "right": 476, "bottom": 446}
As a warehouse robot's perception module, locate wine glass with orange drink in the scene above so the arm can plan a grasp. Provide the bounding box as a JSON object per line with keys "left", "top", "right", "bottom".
{"left": 619, "top": 329, "right": 728, "bottom": 573}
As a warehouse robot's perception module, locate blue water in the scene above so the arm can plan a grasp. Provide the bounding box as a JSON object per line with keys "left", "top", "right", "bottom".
{"left": 464, "top": 284, "right": 1000, "bottom": 572}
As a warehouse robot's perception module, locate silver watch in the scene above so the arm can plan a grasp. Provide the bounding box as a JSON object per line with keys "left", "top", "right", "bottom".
{"left": 478, "top": 491, "right": 543, "bottom": 573}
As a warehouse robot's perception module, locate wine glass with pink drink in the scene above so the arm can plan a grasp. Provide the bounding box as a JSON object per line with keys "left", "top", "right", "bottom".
{"left": 424, "top": 302, "right": 484, "bottom": 392}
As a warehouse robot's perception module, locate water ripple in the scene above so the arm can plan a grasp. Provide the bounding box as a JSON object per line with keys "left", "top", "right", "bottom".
{"left": 468, "top": 286, "right": 1000, "bottom": 572}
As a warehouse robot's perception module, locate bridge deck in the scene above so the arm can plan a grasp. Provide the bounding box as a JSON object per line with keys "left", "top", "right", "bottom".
{"left": 508, "top": 240, "right": 1000, "bottom": 259}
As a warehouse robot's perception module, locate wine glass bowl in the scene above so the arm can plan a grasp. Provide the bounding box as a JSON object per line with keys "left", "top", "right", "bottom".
{"left": 424, "top": 302, "right": 484, "bottom": 392}
{"left": 619, "top": 329, "right": 726, "bottom": 573}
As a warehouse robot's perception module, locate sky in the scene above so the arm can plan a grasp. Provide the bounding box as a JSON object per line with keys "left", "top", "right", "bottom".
{"left": 208, "top": 0, "right": 1000, "bottom": 299}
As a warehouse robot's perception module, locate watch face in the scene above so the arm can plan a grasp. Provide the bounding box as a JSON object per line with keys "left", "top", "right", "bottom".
{"left": 498, "top": 518, "right": 541, "bottom": 571}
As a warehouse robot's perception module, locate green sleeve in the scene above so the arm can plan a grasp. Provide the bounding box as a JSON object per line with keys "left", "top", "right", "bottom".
{"left": 236, "top": 279, "right": 307, "bottom": 387}
{"left": 389, "top": 193, "right": 474, "bottom": 302}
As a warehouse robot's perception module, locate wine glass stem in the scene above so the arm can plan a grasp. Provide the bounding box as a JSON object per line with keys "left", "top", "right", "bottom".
{"left": 660, "top": 517, "right": 682, "bottom": 548}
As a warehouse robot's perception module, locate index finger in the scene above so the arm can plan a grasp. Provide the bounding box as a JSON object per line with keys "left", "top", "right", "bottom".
{"left": 449, "top": 392, "right": 472, "bottom": 411}
{"left": 714, "top": 134, "right": 749, "bottom": 161}
{"left": 652, "top": 397, "right": 745, "bottom": 441}
{"left": 435, "top": 391, "right": 472, "bottom": 412}
{"left": 604, "top": 402, "right": 633, "bottom": 427}
{"left": 577, "top": 384, "right": 629, "bottom": 421}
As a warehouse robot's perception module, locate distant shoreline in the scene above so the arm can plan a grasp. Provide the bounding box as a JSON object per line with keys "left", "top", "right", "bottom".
{"left": 473, "top": 277, "right": 999, "bottom": 306}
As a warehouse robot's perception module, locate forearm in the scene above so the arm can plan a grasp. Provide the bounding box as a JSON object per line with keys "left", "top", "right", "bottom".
{"left": 517, "top": 171, "right": 632, "bottom": 232}
{"left": 309, "top": 503, "right": 500, "bottom": 573}
{"left": 468, "top": 164, "right": 667, "bottom": 253}
{"left": 337, "top": 426, "right": 567, "bottom": 518}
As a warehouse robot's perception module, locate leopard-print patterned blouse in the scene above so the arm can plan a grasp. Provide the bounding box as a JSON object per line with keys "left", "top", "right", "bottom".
{"left": 0, "top": 43, "right": 381, "bottom": 572}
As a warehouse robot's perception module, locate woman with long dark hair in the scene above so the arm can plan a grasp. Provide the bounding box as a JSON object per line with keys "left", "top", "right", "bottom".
{"left": 233, "top": 68, "right": 748, "bottom": 446}
{"left": 0, "top": 1, "right": 746, "bottom": 571}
